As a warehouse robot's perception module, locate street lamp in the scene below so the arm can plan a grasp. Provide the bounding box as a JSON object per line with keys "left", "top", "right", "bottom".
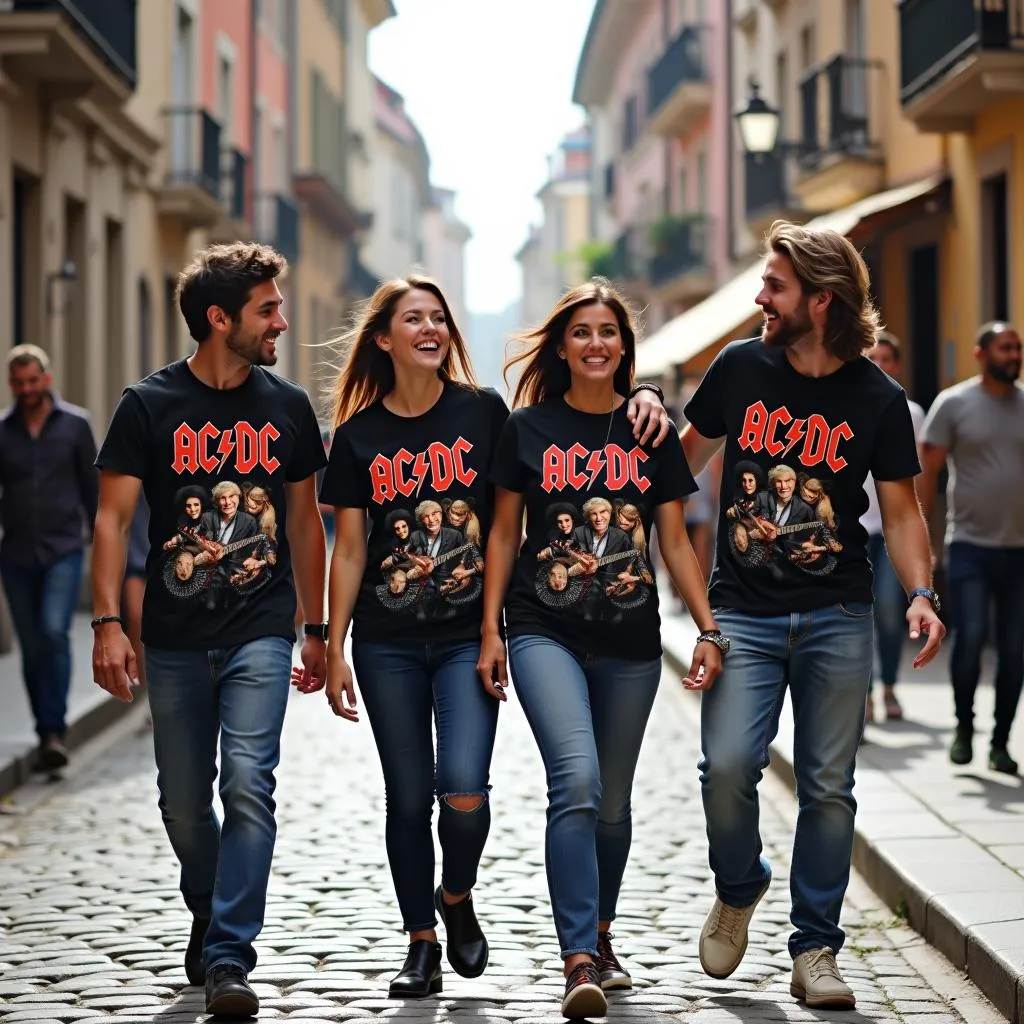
{"left": 734, "top": 79, "right": 781, "bottom": 158}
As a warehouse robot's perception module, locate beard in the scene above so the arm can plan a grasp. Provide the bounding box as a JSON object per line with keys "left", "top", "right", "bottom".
{"left": 761, "top": 300, "right": 813, "bottom": 349}
{"left": 226, "top": 323, "right": 279, "bottom": 367}
{"left": 988, "top": 361, "right": 1022, "bottom": 384}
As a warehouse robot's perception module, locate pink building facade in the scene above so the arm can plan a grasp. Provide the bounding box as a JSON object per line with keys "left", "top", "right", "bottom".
{"left": 575, "top": 0, "right": 731, "bottom": 335}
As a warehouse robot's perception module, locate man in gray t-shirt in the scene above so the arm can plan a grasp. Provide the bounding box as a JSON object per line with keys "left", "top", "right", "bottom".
{"left": 920, "top": 321, "right": 1024, "bottom": 775}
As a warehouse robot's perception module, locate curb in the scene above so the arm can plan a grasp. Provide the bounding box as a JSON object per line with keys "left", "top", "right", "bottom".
{"left": 0, "top": 686, "right": 146, "bottom": 801}
{"left": 662, "top": 639, "right": 1023, "bottom": 1024}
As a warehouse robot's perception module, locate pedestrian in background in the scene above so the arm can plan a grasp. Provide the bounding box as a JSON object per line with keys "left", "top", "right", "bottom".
{"left": 91, "top": 242, "right": 328, "bottom": 1019}
{"left": 681, "top": 222, "right": 943, "bottom": 1010}
{"left": 0, "top": 345, "right": 98, "bottom": 772}
{"left": 479, "top": 279, "right": 724, "bottom": 1021}
{"left": 312, "top": 274, "right": 670, "bottom": 1000}
{"left": 861, "top": 331, "right": 925, "bottom": 724}
{"left": 919, "top": 321, "right": 1024, "bottom": 775}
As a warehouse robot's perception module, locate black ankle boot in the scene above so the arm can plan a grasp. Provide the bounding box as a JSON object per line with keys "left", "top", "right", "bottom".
{"left": 434, "top": 886, "right": 489, "bottom": 978}
{"left": 184, "top": 915, "right": 210, "bottom": 985}
{"left": 388, "top": 939, "right": 443, "bottom": 998}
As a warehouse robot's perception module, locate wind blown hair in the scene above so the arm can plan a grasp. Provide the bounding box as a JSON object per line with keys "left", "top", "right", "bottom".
{"left": 765, "top": 220, "right": 881, "bottom": 362}
{"left": 327, "top": 275, "right": 478, "bottom": 428}
{"left": 505, "top": 278, "right": 639, "bottom": 408}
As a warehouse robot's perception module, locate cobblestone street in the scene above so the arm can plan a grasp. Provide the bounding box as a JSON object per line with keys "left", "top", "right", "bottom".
{"left": 0, "top": 664, "right": 997, "bottom": 1023}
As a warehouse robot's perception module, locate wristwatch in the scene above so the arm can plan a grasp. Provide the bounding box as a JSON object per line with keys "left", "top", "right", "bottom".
{"left": 303, "top": 622, "right": 329, "bottom": 641}
{"left": 697, "top": 630, "right": 731, "bottom": 654}
{"left": 628, "top": 382, "right": 665, "bottom": 404}
{"left": 908, "top": 588, "right": 941, "bottom": 613}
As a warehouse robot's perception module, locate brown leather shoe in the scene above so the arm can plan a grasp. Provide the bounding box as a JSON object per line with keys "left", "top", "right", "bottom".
{"left": 596, "top": 931, "right": 631, "bottom": 990}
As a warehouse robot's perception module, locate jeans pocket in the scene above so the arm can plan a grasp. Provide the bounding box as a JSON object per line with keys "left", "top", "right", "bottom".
{"left": 837, "top": 600, "right": 873, "bottom": 619}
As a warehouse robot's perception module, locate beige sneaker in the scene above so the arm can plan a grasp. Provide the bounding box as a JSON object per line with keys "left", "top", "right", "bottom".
{"left": 698, "top": 882, "right": 769, "bottom": 979}
{"left": 791, "top": 947, "right": 856, "bottom": 1009}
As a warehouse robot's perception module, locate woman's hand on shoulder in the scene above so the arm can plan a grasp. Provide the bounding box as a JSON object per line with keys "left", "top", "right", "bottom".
{"left": 477, "top": 632, "right": 508, "bottom": 702}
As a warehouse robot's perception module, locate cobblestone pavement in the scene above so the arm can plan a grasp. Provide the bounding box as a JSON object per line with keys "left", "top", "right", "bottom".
{"left": 0, "top": 665, "right": 995, "bottom": 1023}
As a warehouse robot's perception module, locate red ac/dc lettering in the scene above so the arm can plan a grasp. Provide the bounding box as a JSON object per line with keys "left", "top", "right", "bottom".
{"left": 541, "top": 443, "right": 651, "bottom": 494}
{"left": 369, "top": 438, "right": 477, "bottom": 505}
{"left": 172, "top": 421, "right": 281, "bottom": 475}
{"left": 737, "top": 402, "right": 854, "bottom": 472}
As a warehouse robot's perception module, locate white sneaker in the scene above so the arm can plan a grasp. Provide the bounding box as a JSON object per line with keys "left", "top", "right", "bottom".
{"left": 698, "top": 882, "right": 769, "bottom": 979}
{"left": 791, "top": 947, "right": 856, "bottom": 1009}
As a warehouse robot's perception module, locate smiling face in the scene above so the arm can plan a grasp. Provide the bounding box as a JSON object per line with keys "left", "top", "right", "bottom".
{"left": 217, "top": 489, "right": 240, "bottom": 518}
{"left": 555, "top": 512, "right": 574, "bottom": 536}
{"left": 224, "top": 279, "right": 287, "bottom": 367}
{"left": 376, "top": 288, "right": 450, "bottom": 376}
{"left": 559, "top": 302, "right": 624, "bottom": 384}
{"left": 184, "top": 496, "right": 202, "bottom": 520}
{"left": 755, "top": 252, "right": 814, "bottom": 349}
{"left": 772, "top": 471, "right": 796, "bottom": 503}
{"left": 587, "top": 504, "right": 611, "bottom": 535}
{"left": 420, "top": 507, "right": 443, "bottom": 536}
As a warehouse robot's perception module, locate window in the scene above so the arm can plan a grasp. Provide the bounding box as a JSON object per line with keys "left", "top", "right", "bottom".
{"left": 679, "top": 167, "right": 689, "bottom": 212}
{"left": 622, "top": 96, "right": 639, "bottom": 151}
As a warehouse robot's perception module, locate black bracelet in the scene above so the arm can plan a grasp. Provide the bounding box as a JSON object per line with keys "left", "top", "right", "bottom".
{"left": 629, "top": 382, "right": 665, "bottom": 404}
{"left": 90, "top": 615, "right": 124, "bottom": 629}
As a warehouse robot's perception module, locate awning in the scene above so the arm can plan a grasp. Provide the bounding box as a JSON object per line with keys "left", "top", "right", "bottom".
{"left": 634, "top": 175, "right": 946, "bottom": 378}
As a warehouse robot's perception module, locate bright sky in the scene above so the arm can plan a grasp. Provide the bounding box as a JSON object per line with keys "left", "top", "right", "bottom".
{"left": 368, "top": 0, "right": 597, "bottom": 316}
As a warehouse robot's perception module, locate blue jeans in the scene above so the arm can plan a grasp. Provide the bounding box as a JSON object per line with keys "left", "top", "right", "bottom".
{"left": 699, "top": 603, "right": 873, "bottom": 957}
{"left": 0, "top": 550, "right": 84, "bottom": 738}
{"left": 947, "top": 541, "right": 1024, "bottom": 748}
{"left": 351, "top": 640, "right": 498, "bottom": 932}
{"left": 867, "top": 533, "right": 906, "bottom": 687}
{"left": 145, "top": 636, "right": 293, "bottom": 973}
{"left": 507, "top": 634, "right": 661, "bottom": 959}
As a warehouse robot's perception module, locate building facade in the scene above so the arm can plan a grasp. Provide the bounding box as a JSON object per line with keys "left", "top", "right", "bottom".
{"left": 573, "top": 0, "right": 731, "bottom": 334}
{"left": 516, "top": 127, "right": 592, "bottom": 329}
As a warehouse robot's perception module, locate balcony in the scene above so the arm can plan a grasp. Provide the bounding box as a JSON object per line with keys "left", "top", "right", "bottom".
{"left": 209, "top": 147, "right": 250, "bottom": 242}
{"left": 648, "top": 214, "right": 713, "bottom": 302}
{"left": 0, "top": 0, "right": 136, "bottom": 104}
{"left": 646, "top": 25, "right": 712, "bottom": 137}
{"left": 293, "top": 168, "right": 372, "bottom": 237}
{"left": 900, "top": 0, "right": 1024, "bottom": 132}
{"left": 255, "top": 193, "right": 301, "bottom": 263}
{"left": 157, "top": 107, "right": 224, "bottom": 228}
{"left": 745, "top": 151, "right": 803, "bottom": 238}
{"left": 794, "top": 55, "right": 885, "bottom": 212}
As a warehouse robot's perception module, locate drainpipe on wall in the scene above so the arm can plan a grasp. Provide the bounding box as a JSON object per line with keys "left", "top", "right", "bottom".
{"left": 725, "top": 0, "right": 736, "bottom": 266}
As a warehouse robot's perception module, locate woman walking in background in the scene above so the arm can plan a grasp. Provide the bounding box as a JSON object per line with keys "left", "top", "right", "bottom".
{"left": 478, "top": 279, "right": 729, "bottom": 1019}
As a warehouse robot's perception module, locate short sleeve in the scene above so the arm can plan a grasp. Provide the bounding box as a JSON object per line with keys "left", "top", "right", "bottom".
{"left": 95, "top": 388, "right": 151, "bottom": 480}
{"left": 319, "top": 428, "right": 369, "bottom": 508}
{"left": 650, "top": 423, "right": 699, "bottom": 505}
{"left": 922, "top": 391, "right": 955, "bottom": 449}
{"left": 286, "top": 395, "right": 329, "bottom": 482}
{"left": 871, "top": 394, "right": 922, "bottom": 481}
{"left": 909, "top": 401, "right": 926, "bottom": 443}
{"left": 682, "top": 346, "right": 728, "bottom": 438}
{"left": 489, "top": 414, "right": 528, "bottom": 493}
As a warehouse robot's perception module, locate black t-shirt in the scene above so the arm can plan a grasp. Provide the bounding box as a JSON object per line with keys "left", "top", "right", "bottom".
{"left": 320, "top": 383, "right": 509, "bottom": 645}
{"left": 683, "top": 339, "right": 921, "bottom": 614}
{"left": 489, "top": 399, "right": 697, "bottom": 661}
{"left": 96, "top": 361, "right": 327, "bottom": 650}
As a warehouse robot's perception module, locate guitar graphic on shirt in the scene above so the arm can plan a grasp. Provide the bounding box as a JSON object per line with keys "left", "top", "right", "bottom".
{"left": 568, "top": 546, "right": 645, "bottom": 577}
{"left": 182, "top": 526, "right": 266, "bottom": 564}
{"left": 407, "top": 542, "right": 479, "bottom": 595}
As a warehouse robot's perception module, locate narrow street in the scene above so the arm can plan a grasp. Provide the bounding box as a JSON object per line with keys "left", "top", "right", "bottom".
{"left": 0, "top": 663, "right": 999, "bottom": 1023}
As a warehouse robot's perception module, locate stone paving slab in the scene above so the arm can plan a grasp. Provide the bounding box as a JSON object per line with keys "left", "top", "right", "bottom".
{"left": 0, "top": 641, "right": 998, "bottom": 1024}
{"left": 661, "top": 607, "right": 1023, "bottom": 1023}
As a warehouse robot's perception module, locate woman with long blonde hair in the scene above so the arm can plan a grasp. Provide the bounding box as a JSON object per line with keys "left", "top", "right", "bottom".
{"left": 478, "top": 278, "right": 726, "bottom": 1019}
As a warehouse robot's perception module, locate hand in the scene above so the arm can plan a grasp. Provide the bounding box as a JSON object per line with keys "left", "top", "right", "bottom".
{"left": 323, "top": 651, "right": 359, "bottom": 722}
{"left": 477, "top": 633, "right": 508, "bottom": 701}
{"left": 91, "top": 623, "right": 139, "bottom": 703}
{"left": 908, "top": 596, "right": 946, "bottom": 669}
{"left": 291, "top": 636, "right": 328, "bottom": 693}
{"left": 451, "top": 565, "right": 469, "bottom": 581}
{"left": 681, "top": 640, "right": 722, "bottom": 691}
{"left": 626, "top": 389, "right": 671, "bottom": 447}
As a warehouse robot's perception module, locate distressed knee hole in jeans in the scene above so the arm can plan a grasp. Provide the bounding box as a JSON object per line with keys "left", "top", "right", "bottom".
{"left": 441, "top": 792, "right": 488, "bottom": 813}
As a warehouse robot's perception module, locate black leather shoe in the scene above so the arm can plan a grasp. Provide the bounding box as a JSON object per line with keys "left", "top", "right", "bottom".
{"left": 184, "top": 915, "right": 209, "bottom": 986}
{"left": 205, "top": 963, "right": 259, "bottom": 1017}
{"left": 388, "top": 939, "right": 443, "bottom": 998}
{"left": 434, "top": 886, "right": 489, "bottom": 978}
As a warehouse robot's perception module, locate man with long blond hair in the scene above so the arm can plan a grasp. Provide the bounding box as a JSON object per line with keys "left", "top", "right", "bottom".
{"left": 680, "top": 221, "right": 945, "bottom": 1009}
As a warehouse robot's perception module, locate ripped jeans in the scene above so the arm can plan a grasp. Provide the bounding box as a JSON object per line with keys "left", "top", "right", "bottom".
{"left": 352, "top": 641, "right": 499, "bottom": 932}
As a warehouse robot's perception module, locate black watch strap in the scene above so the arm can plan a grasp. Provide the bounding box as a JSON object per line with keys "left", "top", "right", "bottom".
{"left": 629, "top": 382, "right": 665, "bottom": 403}
{"left": 303, "top": 622, "right": 329, "bottom": 641}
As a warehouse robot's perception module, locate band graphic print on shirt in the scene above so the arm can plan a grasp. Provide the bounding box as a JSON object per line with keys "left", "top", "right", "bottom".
{"left": 160, "top": 420, "right": 282, "bottom": 606}
{"left": 724, "top": 401, "right": 850, "bottom": 580}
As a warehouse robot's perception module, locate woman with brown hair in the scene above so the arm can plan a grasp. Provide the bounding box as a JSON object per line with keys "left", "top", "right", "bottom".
{"left": 478, "top": 278, "right": 727, "bottom": 1019}
{"left": 307, "top": 274, "right": 671, "bottom": 1000}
